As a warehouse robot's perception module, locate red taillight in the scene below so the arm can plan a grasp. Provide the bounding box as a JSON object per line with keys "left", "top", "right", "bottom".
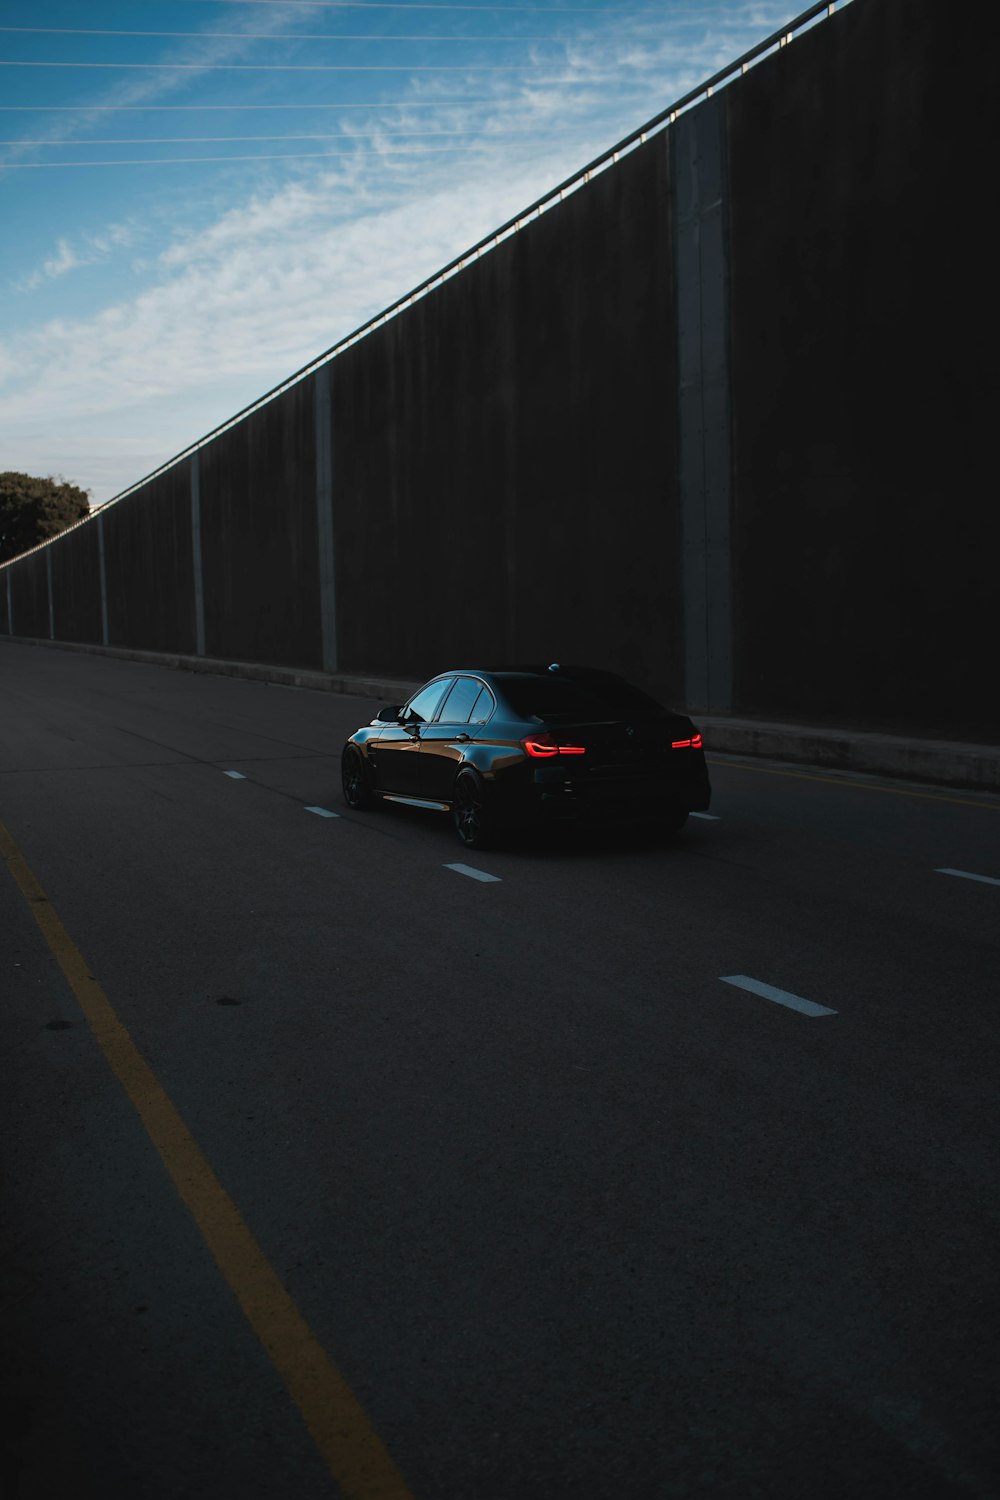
{"left": 522, "top": 735, "right": 586, "bottom": 758}
{"left": 523, "top": 736, "right": 558, "bottom": 758}
{"left": 671, "top": 732, "right": 703, "bottom": 749}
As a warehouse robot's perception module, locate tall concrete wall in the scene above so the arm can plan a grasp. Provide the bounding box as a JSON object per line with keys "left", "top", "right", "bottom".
{"left": 50, "top": 518, "right": 103, "bottom": 646}
{"left": 330, "top": 130, "right": 680, "bottom": 699}
{"left": 2, "top": 0, "right": 994, "bottom": 742}
{"left": 102, "top": 463, "right": 196, "bottom": 655}
{"left": 725, "top": 0, "right": 991, "bottom": 737}
{"left": 199, "top": 378, "right": 321, "bottom": 667}
{"left": 7, "top": 550, "right": 49, "bottom": 642}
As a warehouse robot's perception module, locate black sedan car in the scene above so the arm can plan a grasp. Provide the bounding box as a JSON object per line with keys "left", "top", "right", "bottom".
{"left": 341, "top": 664, "right": 711, "bottom": 848}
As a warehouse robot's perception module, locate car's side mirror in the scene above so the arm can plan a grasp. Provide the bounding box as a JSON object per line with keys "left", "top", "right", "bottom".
{"left": 375, "top": 705, "right": 402, "bottom": 723}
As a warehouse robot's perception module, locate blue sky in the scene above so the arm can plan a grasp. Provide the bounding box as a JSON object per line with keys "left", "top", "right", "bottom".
{"left": 1, "top": 0, "right": 803, "bottom": 505}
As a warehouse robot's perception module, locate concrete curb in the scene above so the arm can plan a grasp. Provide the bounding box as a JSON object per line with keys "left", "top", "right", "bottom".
{"left": 4, "top": 635, "right": 998, "bottom": 795}
{"left": 0, "top": 636, "right": 421, "bottom": 706}
{"left": 697, "top": 716, "right": 1000, "bottom": 796}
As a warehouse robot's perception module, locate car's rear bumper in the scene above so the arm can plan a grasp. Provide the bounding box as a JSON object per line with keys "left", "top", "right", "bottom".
{"left": 523, "top": 763, "right": 711, "bottom": 824}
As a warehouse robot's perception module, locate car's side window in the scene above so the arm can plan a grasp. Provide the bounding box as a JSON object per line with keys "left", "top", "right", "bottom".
{"left": 404, "top": 681, "right": 451, "bottom": 724}
{"left": 437, "top": 676, "right": 484, "bottom": 724}
{"left": 469, "top": 687, "right": 495, "bottom": 724}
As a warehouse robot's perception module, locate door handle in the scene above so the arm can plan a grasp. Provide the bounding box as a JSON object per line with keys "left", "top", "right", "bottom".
{"left": 455, "top": 733, "right": 471, "bottom": 742}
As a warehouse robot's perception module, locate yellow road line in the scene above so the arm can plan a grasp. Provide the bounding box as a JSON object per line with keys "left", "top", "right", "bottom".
{"left": 705, "top": 757, "right": 998, "bottom": 811}
{"left": 0, "top": 819, "right": 414, "bottom": 1500}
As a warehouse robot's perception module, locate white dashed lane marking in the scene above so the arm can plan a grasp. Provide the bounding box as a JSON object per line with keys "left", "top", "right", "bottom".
{"left": 935, "top": 868, "right": 1000, "bottom": 888}
{"left": 305, "top": 806, "right": 339, "bottom": 819}
{"left": 223, "top": 771, "right": 246, "bottom": 780}
{"left": 720, "top": 974, "right": 837, "bottom": 1017}
{"left": 444, "top": 863, "right": 502, "bottom": 883}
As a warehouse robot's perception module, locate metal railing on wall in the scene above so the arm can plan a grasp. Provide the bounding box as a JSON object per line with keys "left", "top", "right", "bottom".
{"left": 1, "top": 0, "right": 850, "bottom": 571}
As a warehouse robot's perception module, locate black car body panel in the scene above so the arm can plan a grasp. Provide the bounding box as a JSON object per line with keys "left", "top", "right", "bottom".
{"left": 342, "top": 665, "right": 711, "bottom": 844}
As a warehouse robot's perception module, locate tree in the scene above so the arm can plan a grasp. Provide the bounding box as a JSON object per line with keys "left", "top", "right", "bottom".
{"left": 0, "top": 471, "right": 91, "bottom": 564}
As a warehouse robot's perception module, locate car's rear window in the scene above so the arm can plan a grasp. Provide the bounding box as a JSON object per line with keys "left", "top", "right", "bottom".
{"left": 498, "top": 674, "right": 663, "bottom": 721}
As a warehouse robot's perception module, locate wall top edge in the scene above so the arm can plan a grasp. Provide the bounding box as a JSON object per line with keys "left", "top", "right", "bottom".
{"left": 0, "top": 0, "right": 851, "bottom": 574}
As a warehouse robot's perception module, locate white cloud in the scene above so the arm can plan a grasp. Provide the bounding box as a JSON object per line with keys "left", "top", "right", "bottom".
{"left": 0, "top": 0, "right": 325, "bottom": 167}
{"left": 2, "top": 78, "right": 636, "bottom": 497}
{"left": 1, "top": 1, "right": 799, "bottom": 502}
{"left": 43, "top": 239, "right": 82, "bottom": 280}
{"left": 16, "top": 242, "right": 79, "bottom": 293}
{"left": 14, "top": 223, "right": 138, "bottom": 293}
{"left": 2, "top": 134, "right": 592, "bottom": 418}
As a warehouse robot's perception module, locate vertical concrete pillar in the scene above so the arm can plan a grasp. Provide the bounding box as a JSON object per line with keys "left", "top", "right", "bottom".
{"left": 190, "top": 452, "right": 206, "bottom": 657}
{"left": 97, "top": 514, "right": 110, "bottom": 646}
{"left": 314, "top": 363, "right": 338, "bottom": 673}
{"left": 46, "top": 549, "right": 55, "bottom": 640}
{"left": 672, "top": 96, "right": 734, "bottom": 713}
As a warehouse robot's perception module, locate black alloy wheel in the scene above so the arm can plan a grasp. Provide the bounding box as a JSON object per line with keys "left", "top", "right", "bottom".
{"left": 342, "top": 747, "right": 374, "bottom": 810}
{"left": 653, "top": 808, "right": 689, "bottom": 838}
{"left": 452, "top": 768, "right": 492, "bottom": 848}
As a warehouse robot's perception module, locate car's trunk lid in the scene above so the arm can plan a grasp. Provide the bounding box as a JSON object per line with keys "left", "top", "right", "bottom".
{"left": 535, "top": 714, "right": 698, "bottom": 773}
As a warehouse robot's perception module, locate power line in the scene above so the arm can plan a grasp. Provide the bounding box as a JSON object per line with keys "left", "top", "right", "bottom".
{"left": 0, "top": 101, "right": 494, "bottom": 110}
{"left": 3, "top": 129, "right": 582, "bottom": 145}
{"left": 0, "top": 27, "right": 568, "bottom": 42}
{"left": 175, "top": 1, "right": 622, "bottom": 10}
{"left": 0, "top": 60, "right": 590, "bottom": 71}
{"left": 0, "top": 145, "right": 496, "bottom": 168}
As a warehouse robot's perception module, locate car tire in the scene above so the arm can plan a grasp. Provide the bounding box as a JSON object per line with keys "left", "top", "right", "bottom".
{"left": 342, "top": 746, "right": 376, "bottom": 810}
{"left": 654, "top": 809, "right": 689, "bottom": 838}
{"left": 452, "top": 767, "right": 493, "bottom": 849}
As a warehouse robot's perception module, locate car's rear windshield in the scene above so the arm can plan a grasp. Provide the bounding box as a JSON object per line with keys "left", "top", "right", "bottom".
{"left": 498, "top": 674, "right": 664, "bottom": 721}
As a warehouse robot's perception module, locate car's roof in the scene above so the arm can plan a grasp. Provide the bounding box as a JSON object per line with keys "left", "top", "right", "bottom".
{"left": 428, "top": 664, "right": 627, "bottom": 682}
{"left": 405, "top": 664, "right": 685, "bottom": 725}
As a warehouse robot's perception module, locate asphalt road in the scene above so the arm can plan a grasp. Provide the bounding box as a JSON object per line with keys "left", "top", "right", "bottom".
{"left": 1, "top": 643, "right": 997, "bottom": 1500}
